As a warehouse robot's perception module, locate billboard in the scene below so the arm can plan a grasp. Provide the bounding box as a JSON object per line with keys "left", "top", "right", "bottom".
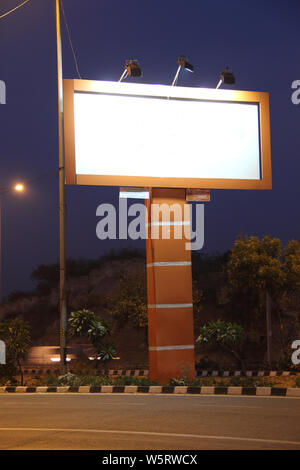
{"left": 63, "top": 79, "right": 272, "bottom": 190}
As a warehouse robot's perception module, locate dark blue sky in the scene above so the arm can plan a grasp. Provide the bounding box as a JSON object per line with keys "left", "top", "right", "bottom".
{"left": 0, "top": 0, "right": 299, "bottom": 296}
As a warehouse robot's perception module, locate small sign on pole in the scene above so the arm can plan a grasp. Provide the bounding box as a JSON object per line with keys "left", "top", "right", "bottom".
{"left": 186, "top": 189, "right": 210, "bottom": 202}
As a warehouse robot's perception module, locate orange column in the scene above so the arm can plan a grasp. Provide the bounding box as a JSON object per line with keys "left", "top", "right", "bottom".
{"left": 146, "top": 188, "right": 195, "bottom": 384}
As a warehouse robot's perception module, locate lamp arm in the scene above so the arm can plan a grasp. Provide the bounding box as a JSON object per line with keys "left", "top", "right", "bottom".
{"left": 171, "top": 65, "right": 181, "bottom": 86}
{"left": 119, "top": 69, "right": 128, "bottom": 82}
{"left": 216, "top": 78, "right": 222, "bottom": 89}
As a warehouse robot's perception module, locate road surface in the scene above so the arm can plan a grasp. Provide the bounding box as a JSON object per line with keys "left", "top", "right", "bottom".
{"left": 0, "top": 393, "right": 300, "bottom": 450}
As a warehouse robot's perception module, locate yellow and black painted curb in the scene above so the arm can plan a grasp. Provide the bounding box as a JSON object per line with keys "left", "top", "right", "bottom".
{"left": 0, "top": 385, "right": 300, "bottom": 397}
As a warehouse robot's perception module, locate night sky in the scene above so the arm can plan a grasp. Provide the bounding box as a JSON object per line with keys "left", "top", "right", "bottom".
{"left": 0, "top": 0, "right": 299, "bottom": 296}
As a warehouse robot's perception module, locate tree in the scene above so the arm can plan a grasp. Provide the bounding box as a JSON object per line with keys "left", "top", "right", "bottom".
{"left": 226, "top": 235, "right": 300, "bottom": 365}
{"left": 105, "top": 273, "right": 148, "bottom": 330}
{"left": 31, "top": 250, "right": 145, "bottom": 296}
{"left": 197, "top": 319, "right": 245, "bottom": 370}
{"left": 283, "top": 240, "right": 300, "bottom": 289}
{"left": 0, "top": 318, "right": 31, "bottom": 385}
{"left": 68, "top": 309, "right": 114, "bottom": 365}
{"left": 227, "top": 235, "right": 285, "bottom": 298}
{"left": 31, "top": 259, "right": 99, "bottom": 295}
{"left": 192, "top": 281, "right": 204, "bottom": 335}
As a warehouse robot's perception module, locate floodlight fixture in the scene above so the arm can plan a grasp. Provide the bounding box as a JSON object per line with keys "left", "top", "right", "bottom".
{"left": 216, "top": 66, "right": 235, "bottom": 89}
{"left": 119, "top": 59, "right": 142, "bottom": 82}
{"left": 171, "top": 55, "right": 194, "bottom": 86}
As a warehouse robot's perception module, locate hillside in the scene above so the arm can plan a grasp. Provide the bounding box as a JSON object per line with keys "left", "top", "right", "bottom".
{"left": 0, "top": 252, "right": 148, "bottom": 367}
{"left": 0, "top": 248, "right": 298, "bottom": 370}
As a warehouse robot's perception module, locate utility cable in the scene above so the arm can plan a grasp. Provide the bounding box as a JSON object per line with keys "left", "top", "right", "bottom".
{"left": 0, "top": 0, "right": 32, "bottom": 20}
{"left": 0, "top": 0, "right": 82, "bottom": 79}
{"left": 60, "top": 0, "right": 82, "bottom": 79}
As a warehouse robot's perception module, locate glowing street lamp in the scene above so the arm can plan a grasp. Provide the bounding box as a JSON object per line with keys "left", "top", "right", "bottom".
{"left": 14, "top": 183, "right": 24, "bottom": 192}
{"left": 0, "top": 182, "right": 25, "bottom": 303}
{"left": 0, "top": 183, "right": 25, "bottom": 194}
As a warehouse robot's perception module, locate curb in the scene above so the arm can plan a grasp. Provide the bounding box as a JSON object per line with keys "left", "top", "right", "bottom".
{"left": 21, "top": 368, "right": 297, "bottom": 377}
{"left": 0, "top": 386, "right": 300, "bottom": 397}
{"left": 196, "top": 370, "right": 295, "bottom": 377}
{"left": 102, "top": 370, "right": 296, "bottom": 378}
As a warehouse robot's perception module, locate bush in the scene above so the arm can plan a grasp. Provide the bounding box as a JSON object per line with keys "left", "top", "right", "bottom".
{"left": 57, "top": 373, "right": 80, "bottom": 386}
{"left": 169, "top": 378, "right": 186, "bottom": 386}
{"left": 113, "top": 376, "right": 158, "bottom": 386}
{"left": 227, "top": 376, "right": 255, "bottom": 387}
{"left": 40, "top": 374, "right": 158, "bottom": 387}
{"left": 0, "top": 363, "right": 18, "bottom": 385}
{"left": 0, "top": 318, "right": 31, "bottom": 385}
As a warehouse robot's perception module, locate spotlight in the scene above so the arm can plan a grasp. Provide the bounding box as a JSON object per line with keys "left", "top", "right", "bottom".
{"left": 216, "top": 66, "right": 235, "bottom": 89}
{"left": 119, "top": 59, "right": 142, "bottom": 82}
{"left": 177, "top": 55, "right": 194, "bottom": 72}
{"left": 171, "top": 55, "right": 194, "bottom": 86}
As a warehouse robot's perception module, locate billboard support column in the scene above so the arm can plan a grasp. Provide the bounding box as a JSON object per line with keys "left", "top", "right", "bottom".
{"left": 146, "top": 188, "right": 195, "bottom": 384}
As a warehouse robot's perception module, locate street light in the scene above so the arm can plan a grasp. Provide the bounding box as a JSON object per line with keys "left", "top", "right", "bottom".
{"left": 0, "top": 183, "right": 25, "bottom": 304}
{"left": 14, "top": 184, "right": 24, "bottom": 192}
{"left": 119, "top": 59, "right": 142, "bottom": 82}
{"left": 55, "top": 0, "right": 68, "bottom": 375}
{"left": 0, "top": 183, "right": 24, "bottom": 194}
{"left": 216, "top": 66, "right": 235, "bottom": 89}
{"left": 171, "top": 55, "right": 194, "bottom": 86}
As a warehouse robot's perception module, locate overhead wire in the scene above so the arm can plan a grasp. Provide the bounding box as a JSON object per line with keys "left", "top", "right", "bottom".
{"left": 0, "top": 0, "right": 82, "bottom": 193}
{"left": 60, "top": 0, "right": 82, "bottom": 79}
{"left": 0, "top": 0, "right": 82, "bottom": 80}
{"left": 0, "top": 0, "right": 32, "bottom": 20}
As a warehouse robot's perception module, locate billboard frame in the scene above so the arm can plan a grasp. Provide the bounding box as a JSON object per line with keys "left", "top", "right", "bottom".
{"left": 63, "top": 79, "right": 272, "bottom": 190}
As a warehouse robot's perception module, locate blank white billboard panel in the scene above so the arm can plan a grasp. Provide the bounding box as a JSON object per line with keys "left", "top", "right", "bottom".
{"left": 63, "top": 80, "right": 271, "bottom": 189}
{"left": 73, "top": 92, "right": 260, "bottom": 180}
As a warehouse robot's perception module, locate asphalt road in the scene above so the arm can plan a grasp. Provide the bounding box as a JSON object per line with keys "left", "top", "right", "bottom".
{"left": 0, "top": 393, "right": 300, "bottom": 450}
